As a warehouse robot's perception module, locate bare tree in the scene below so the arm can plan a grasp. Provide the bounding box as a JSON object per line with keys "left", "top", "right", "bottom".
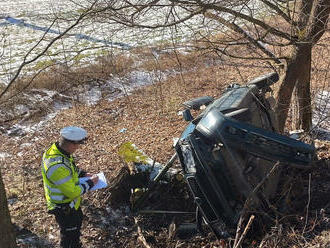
{"left": 89, "top": 0, "right": 329, "bottom": 132}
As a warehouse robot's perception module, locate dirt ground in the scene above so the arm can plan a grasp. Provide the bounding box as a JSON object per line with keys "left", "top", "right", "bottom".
{"left": 1, "top": 60, "right": 330, "bottom": 248}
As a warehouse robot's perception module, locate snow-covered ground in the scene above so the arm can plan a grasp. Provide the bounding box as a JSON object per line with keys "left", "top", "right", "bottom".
{"left": 312, "top": 91, "right": 330, "bottom": 140}
{"left": 0, "top": 0, "right": 198, "bottom": 139}
{"left": 0, "top": 0, "right": 210, "bottom": 86}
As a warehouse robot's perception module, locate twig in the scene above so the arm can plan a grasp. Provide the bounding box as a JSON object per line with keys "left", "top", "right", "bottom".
{"left": 175, "top": 241, "right": 185, "bottom": 248}
{"left": 233, "top": 215, "right": 244, "bottom": 248}
{"left": 245, "top": 161, "right": 280, "bottom": 209}
{"left": 134, "top": 217, "right": 151, "bottom": 248}
{"left": 233, "top": 162, "right": 280, "bottom": 247}
{"left": 302, "top": 173, "right": 311, "bottom": 234}
{"left": 234, "top": 215, "right": 255, "bottom": 248}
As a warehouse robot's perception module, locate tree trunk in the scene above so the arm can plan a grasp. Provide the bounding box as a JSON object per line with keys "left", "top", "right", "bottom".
{"left": 275, "top": 0, "right": 330, "bottom": 133}
{"left": 275, "top": 44, "right": 312, "bottom": 133}
{"left": 0, "top": 167, "right": 17, "bottom": 248}
{"left": 295, "top": 45, "right": 312, "bottom": 131}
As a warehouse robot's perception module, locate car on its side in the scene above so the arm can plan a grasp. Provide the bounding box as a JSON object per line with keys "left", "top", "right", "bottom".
{"left": 175, "top": 72, "right": 315, "bottom": 238}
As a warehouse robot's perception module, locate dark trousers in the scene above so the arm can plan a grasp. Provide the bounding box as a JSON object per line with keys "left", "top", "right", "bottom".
{"left": 50, "top": 206, "right": 83, "bottom": 248}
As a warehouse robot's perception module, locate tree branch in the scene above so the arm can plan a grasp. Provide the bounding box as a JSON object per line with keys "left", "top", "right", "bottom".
{"left": 196, "top": 2, "right": 293, "bottom": 41}
{"left": 308, "top": 0, "right": 330, "bottom": 44}
{"left": 260, "top": 0, "right": 293, "bottom": 24}
{"left": 107, "top": 6, "right": 205, "bottom": 29}
{"left": 204, "top": 11, "right": 282, "bottom": 64}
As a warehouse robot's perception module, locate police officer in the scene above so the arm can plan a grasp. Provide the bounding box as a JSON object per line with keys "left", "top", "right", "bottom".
{"left": 41, "top": 126, "right": 99, "bottom": 248}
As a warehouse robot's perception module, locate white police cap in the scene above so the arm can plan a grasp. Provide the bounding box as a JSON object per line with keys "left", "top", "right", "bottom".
{"left": 60, "top": 126, "right": 87, "bottom": 143}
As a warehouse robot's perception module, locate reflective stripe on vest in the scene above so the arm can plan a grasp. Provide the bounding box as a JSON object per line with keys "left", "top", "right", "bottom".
{"left": 46, "top": 184, "right": 62, "bottom": 193}
{"left": 50, "top": 194, "right": 66, "bottom": 201}
{"left": 44, "top": 157, "right": 63, "bottom": 167}
{"left": 69, "top": 198, "right": 78, "bottom": 208}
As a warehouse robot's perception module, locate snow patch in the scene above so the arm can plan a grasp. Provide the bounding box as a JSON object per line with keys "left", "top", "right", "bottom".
{"left": 312, "top": 91, "right": 330, "bottom": 140}
{"left": 105, "top": 70, "right": 155, "bottom": 101}
{"left": 78, "top": 85, "right": 102, "bottom": 106}
{"left": 0, "top": 152, "right": 11, "bottom": 159}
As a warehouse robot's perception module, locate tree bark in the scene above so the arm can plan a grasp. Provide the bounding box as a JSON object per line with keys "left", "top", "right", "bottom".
{"left": 0, "top": 167, "right": 17, "bottom": 248}
{"left": 275, "top": 44, "right": 313, "bottom": 132}
{"left": 275, "top": 0, "right": 330, "bottom": 132}
{"left": 295, "top": 46, "right": 312, "bottom": 131}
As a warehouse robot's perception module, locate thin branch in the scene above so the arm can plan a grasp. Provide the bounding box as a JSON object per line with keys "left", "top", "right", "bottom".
{"left": 234, "top": 215, "right": 255, "bottom": 248}
{"left": 302, "top": 173, "right": 311, "bottom": 235}
{"left": 0, "top": 62, "right": 57, "bottom": 104}
{"left": 233, "top": 162, "right": 280, "bottom": 247}
{"left": 108, "top": 6, "right": 205, "bottom": 29}
{"left": 134, "top": 217, "right": 152, "bottom": 248}
{"left": 198, "top": 2, "right": 293, "bottom": 41}
{"left": 260, "top": 0, "right": 293, "bottom": 24}
{"left": 204, "top": 11, "right": 283, "bottom": 65}
{"left": 308, "top": 0, "right": 330, "bottom": 44}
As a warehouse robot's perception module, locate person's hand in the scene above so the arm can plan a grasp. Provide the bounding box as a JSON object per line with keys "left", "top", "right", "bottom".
{"left": 91, "top": 175, "right": 99, "bottom": 185}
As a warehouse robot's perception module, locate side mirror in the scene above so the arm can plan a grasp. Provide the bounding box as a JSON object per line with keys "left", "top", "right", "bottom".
{"left": 182, "top": 109, "right": 193, "bottom": 122}
{"left": 247, "top": 72, "right": 279, "bottom": 89}
{"left": 182, "top": 96, "right": 214, "bottom": 110}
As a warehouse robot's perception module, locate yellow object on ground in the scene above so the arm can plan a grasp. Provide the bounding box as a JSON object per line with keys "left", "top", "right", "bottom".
{"left": 118, "top": 142, "right": 149, "bottom": 164}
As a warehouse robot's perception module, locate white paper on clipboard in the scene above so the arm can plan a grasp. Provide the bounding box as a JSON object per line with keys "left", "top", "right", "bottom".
{"left": 79, "top": 172, "right": 108, "bottom": 191}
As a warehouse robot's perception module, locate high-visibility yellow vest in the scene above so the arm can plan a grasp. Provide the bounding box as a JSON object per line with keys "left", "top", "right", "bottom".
{"left": 41, "top": 143, "right": 87, "bottom": 210}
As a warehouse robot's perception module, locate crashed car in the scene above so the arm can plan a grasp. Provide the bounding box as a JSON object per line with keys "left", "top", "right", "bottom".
{"left": 174, "top": 72, "right": 316, "bottom": 238}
